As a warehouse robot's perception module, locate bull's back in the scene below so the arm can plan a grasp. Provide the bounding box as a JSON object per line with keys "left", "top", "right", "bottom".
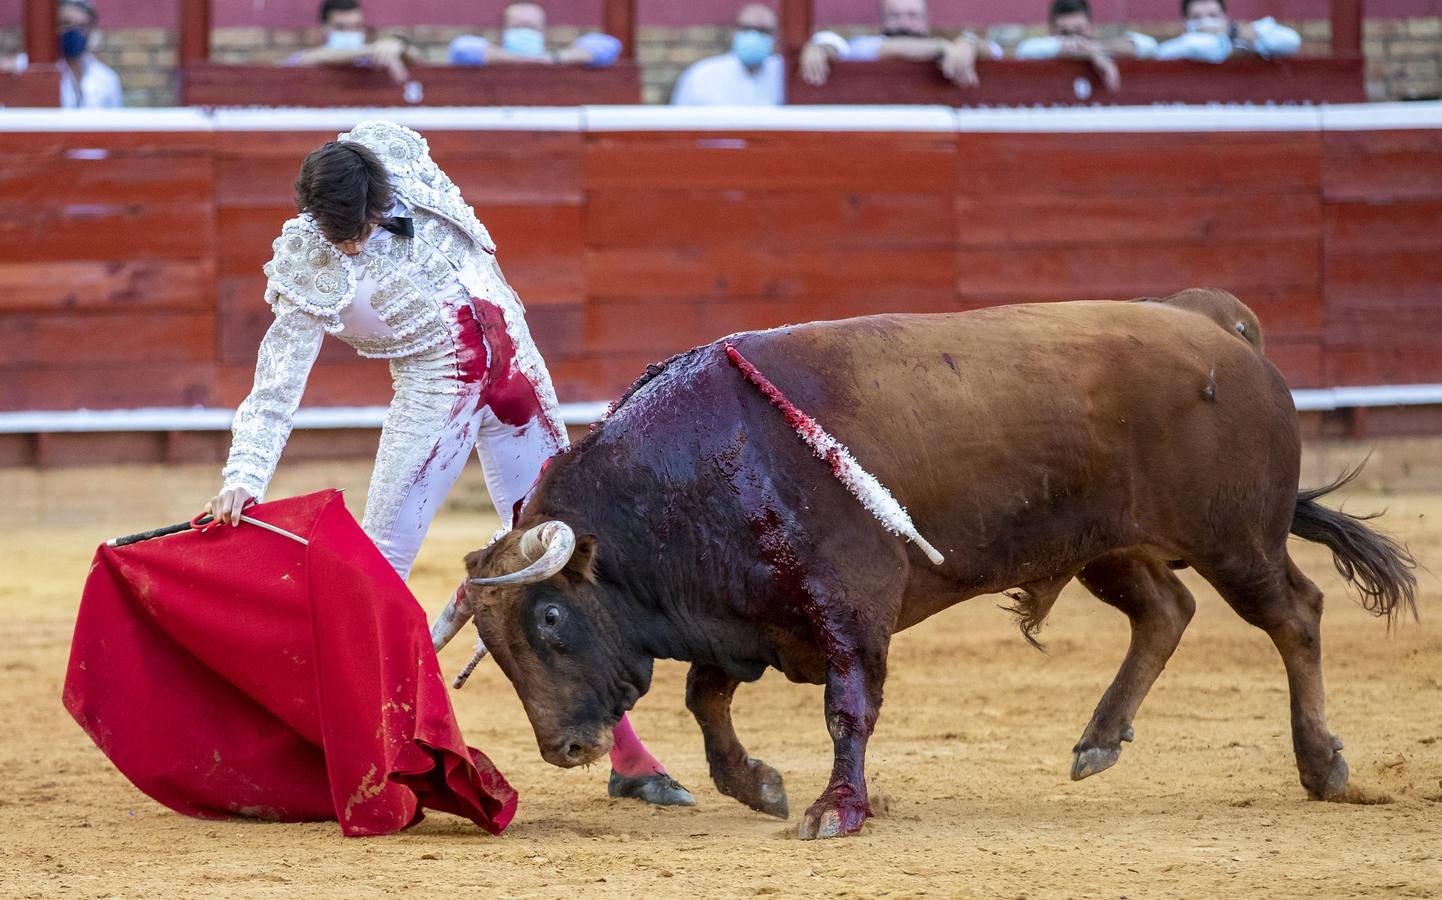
{"left": 728, "top": 300, "right": 1300, "bottom": 589}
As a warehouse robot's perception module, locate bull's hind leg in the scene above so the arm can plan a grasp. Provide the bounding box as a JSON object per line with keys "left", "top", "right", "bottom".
{"left": 685, "top": 663, "right": 789, "bottom": 818}
{"left": 1201, "top": 555, "right": 1353, "bottom": 801}
{"left": 1072, "top": 551, "right": 1196, "bottom": 780}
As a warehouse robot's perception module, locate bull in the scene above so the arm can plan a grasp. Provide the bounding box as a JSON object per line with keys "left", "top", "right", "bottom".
{"left": 434, "top": 290, "right": 1416, "bottom": 839}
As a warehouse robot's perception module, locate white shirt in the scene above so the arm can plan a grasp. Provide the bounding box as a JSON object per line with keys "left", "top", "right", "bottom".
{"left": 14, "top": 52, "right": 123, "bottom": 108}
{"left": 671, "top": 53, "right": 784, "bottom": 106}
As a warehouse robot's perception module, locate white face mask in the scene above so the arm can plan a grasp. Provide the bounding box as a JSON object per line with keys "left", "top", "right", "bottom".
{"left": 325, "top": 29, "right": 366, "bottom": 51}
{"left": 1185, "top": 15, "right": 1229, "bottom": 32}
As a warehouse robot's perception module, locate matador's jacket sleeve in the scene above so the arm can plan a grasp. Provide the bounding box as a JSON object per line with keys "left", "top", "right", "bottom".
{"left": 219, "top": 217, "right": 356, "bottom": 500}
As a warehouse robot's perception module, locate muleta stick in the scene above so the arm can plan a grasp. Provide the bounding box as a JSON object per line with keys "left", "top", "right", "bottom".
{"left": 724, "top": 343, "right": 945, "bottom": 566}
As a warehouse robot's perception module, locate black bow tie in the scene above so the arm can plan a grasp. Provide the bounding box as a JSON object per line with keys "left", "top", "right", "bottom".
{"left": 380, "top": 216, "right": 414, "bottom": 238}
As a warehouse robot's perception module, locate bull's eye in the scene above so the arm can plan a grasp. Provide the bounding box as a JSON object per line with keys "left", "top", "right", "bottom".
{"left": 1235, "top": 321, "right": 1247, "bottom": 334}
{"left": 543, "top": 605, "right": 561, "bottom": 627}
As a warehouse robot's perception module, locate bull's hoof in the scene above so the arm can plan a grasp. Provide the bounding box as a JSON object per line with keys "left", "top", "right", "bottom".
{"left": 1320, "top": 753, "right": 1350, "bottom": 800}
{"left": 717, "top": 757, "right": 789, "bottom": 819}
{"left": 798, "top": 798, "right": 870, "bottom": 840}
{"left": 608, "top": 771, "right": 696, "bottom": 807}
{"left": 1070, "top": 746, "right": 1121, "bottom": 781}
{"left": 1070, "top": 726, "right": 1133, "bottom": 781}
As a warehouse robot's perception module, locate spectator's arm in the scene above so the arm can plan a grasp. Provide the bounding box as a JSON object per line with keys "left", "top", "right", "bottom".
{"left": 1155, "top": 31, "right": 1232, "bottom": 63}
{"left": 0, "top": 53, "right": 26, "bottom": 74}
{"left": 555, "top": 32, "right": 622, "bottom": 67}
{"left": 671, "top": 63, "right": 700, "bottom": 105}
{"left": 1244, "top": 17, "right": 1301, "bottom": 59}
{"left": 873, "top": 36, "right": 953, "bottom": 62}
{"left": 800, "top": 32, "right": 847, "bottom": 86}
{"left": 1014, "top": 36, "right": 1062, "bottom": 60}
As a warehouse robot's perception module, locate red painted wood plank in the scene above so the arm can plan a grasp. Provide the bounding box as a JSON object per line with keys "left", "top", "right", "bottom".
{"left": 588, "top": 245, "right": 955, "bottom": 301}
{"left": 216, "top": 362, "right": 394, "bottom": 408}
{"left": 956, "top": 193, "right": 1321, "bottom": 247}
{"left": 1325, "top": 249, "right": 1442, "bottom": 306}
{"left": 1323, "top": 130, "right": 1442, "bottom": 202}
{"left": 1323, "top": 199, "right": 1442, "bottom": 252}
{"left": 0, "top": 204, "right": 214, "bottom": 261}
{"left": 585, "top": 135, "right": 957, "bottom": 192}
{"left": 956, "top": 132, "right": 1321, "bottom": 198}
{"left": 0, "top": 155, "right": 213, "bottom": 205}
{"left": 0, "top": 261, "right": 213, "bottom": 313}
{"left": 587, "top": 190, "right": 954, "bottom": 248}
{"left": 1, "top": 312, "right": 215, "bottom": 367}
{"left": 0, "top": 364, "right": 219, "bottom": 411}
{"left": 1260, "top": 337, "right": 1324, "bottom": 389}
{"left": 581, "top": 294, "right": 959, "bottom": 356}
{"left": 0, "top": 132, "right": 214, "bottom": 154}
{"left": 955, "top": 240, "right": 1320, "bottom": 302}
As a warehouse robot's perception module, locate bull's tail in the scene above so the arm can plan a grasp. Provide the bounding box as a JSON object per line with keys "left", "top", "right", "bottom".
{"left": 1290, "top": 463, "right": 1418, "bottom": 623}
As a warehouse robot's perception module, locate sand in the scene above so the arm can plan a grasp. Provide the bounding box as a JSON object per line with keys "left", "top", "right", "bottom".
{"left": 1, "top": 464, "right": 1439, "bottom": 898}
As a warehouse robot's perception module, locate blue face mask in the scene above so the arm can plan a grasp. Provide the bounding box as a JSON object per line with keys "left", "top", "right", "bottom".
{"left": 731, "top": 29, "right": 774, "bottom": 68}
{"left": 325, "top": 29, "right": 366, "bottom": 51}
{"left": 60, "top": 27, "right": 88, "bottom": 59}
{"left": 502, "top": 27, "right": 547, "bottom": 58}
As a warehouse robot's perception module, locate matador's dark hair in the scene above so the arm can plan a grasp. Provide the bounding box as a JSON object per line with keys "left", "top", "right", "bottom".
{"left": 293, "top": 141, "right": 393, "bottom": 245}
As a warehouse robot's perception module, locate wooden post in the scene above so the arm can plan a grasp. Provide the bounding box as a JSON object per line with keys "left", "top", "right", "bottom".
{"left": 24, "top": 0, "right": 58, "bottom": 65}
{"left": 604, "top": 0, "right": 637, "bottom": 61}
{"left": 781, "top": 0, "right": 814, "bottom": 57}
{"left": 179, "top": 0, "right": 212, "bottom": 64}
{"left": 1331, "top": 0, "right": 1362, "bottom": 57}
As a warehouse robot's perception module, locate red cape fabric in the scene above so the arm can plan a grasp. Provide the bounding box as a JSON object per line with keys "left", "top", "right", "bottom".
{"left": 62, "top": 490, "right": 517, "bottom": 837}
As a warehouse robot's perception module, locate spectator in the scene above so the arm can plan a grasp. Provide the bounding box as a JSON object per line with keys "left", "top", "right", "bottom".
{"left": 1014, "top": 0, "right": 1158, "bottom": 92}
{"left": 448, "top": 2, "right": 622, "bottom": 68}
{"left": 0, "top": 0, "right": 123, "bottom": 108}
{"left": 800, "top": 0, "right": 1002, "bottom": 88}
{"left": 287, "top": 0, "right": 417, "bottom": 83}
{"left": 672, "top": 3, "right": 783, "bottom": 106}
{"left": 1156, "top": 0, "right": 1301, "bottom": 63}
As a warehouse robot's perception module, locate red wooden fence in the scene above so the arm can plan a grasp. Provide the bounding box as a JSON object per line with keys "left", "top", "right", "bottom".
{"left": 1, "top": 107, "right": 1439, "bottom": 463}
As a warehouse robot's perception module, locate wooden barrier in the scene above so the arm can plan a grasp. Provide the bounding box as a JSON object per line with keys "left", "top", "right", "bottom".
{"left": 786, "top": 58, "right": 1368, "bottom": 107}
{"left": 0, "top": 66, "right": 61, "bottom": 107}
{"left": 1, "top": 105, "right": 1440, "bottom": 465}
{"left": 181, "top": 62, "right": 643, "bottom": 107}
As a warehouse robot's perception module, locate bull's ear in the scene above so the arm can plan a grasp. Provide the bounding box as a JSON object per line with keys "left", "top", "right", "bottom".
{"left": 563, "top": 534, "right": 599, "bottom": 584}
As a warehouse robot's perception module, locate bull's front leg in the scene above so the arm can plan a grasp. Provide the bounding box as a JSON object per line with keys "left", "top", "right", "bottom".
{"left": 799, "top": 632, "right": 888, "bottom": 840}
{"left": 685, "top": 663, "right": 789, "bottom": 818}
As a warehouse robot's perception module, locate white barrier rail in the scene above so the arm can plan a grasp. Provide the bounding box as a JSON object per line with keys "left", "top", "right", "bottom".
{"left": 1, "top": 388, "right": 1439, "bottom": 435}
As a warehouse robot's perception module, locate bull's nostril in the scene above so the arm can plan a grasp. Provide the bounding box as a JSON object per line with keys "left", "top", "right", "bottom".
{"left": 566, "top": 742, "right": 585, "bottom": 760}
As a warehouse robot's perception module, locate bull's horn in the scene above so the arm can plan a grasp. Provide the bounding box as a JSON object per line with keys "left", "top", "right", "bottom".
{"left": 429, "top": 586, "right": 474, "bottom": 653}
{"left": 468, "top": 521, "right": 576, "bottom": 586}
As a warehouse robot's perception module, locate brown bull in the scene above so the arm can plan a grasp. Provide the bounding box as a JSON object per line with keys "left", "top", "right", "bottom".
{"left": 449, "top": 290, "right": 1416, "bottom": 839}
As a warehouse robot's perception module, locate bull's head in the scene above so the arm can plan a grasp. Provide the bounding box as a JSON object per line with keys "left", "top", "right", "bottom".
{"left": 463, "top": 521, "right": 652, "bottom": 768}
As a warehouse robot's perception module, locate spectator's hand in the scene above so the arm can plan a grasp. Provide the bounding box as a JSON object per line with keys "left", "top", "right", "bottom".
{"left": 0, "top": 54, "right": 20, "bottom": 75}
{"left": 369, "top": 36, "right": 411, "bottom": 83}
{"left": 1233, "top": 21, "right": 1259, "bottom": 43}
{"left": 939, "top": 38, "right": 979, "bottom": 88}
{"left": 1089, "top": 51, "right": 1120, "bottom": 92}
{"left": 1057, "top": 36, "right": 1094, "bottom": 57}
{"left": 204, "top": 487, "right": 253, "bottom": 527}
{"left": 800, "top": 42, "right": 833, "bottom": 86}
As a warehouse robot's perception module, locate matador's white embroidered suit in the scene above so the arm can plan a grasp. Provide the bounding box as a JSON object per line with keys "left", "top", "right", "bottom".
{"left": 220, "top": 121, "right": 569, "bottom": 578}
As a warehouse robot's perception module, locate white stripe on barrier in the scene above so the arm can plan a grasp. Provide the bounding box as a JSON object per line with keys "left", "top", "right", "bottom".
{"left": 2, "top": 101, "right": 1439, "bottom": 134}
{"left": 0, "top": 402, "right": 612, "bottom": 434}
{"left": 1, "top": 389, "right": 1438, "bottom": 434}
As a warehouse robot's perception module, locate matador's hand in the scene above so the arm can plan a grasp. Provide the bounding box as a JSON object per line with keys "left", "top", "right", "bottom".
{"left": 205, "top": 486, "right": 253, "bottom": 527}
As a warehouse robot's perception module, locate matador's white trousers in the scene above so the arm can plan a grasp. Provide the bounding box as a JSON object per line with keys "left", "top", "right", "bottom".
{"left": 361, "top": 299, "right": 562, "bottom": 580}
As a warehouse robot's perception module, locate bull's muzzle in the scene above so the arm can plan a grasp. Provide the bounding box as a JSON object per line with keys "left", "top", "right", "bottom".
{"left": 541, "top": 725, "right": 614, "bottom": 769}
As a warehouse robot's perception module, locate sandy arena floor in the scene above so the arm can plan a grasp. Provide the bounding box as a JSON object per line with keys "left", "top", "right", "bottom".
{"left": 0, "top": 464, "right": 1438, "bottom": 898}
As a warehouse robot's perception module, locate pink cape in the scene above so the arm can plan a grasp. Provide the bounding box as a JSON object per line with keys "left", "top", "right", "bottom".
{"left": 62, "top": 490, "right": 517, "bottom": 837}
